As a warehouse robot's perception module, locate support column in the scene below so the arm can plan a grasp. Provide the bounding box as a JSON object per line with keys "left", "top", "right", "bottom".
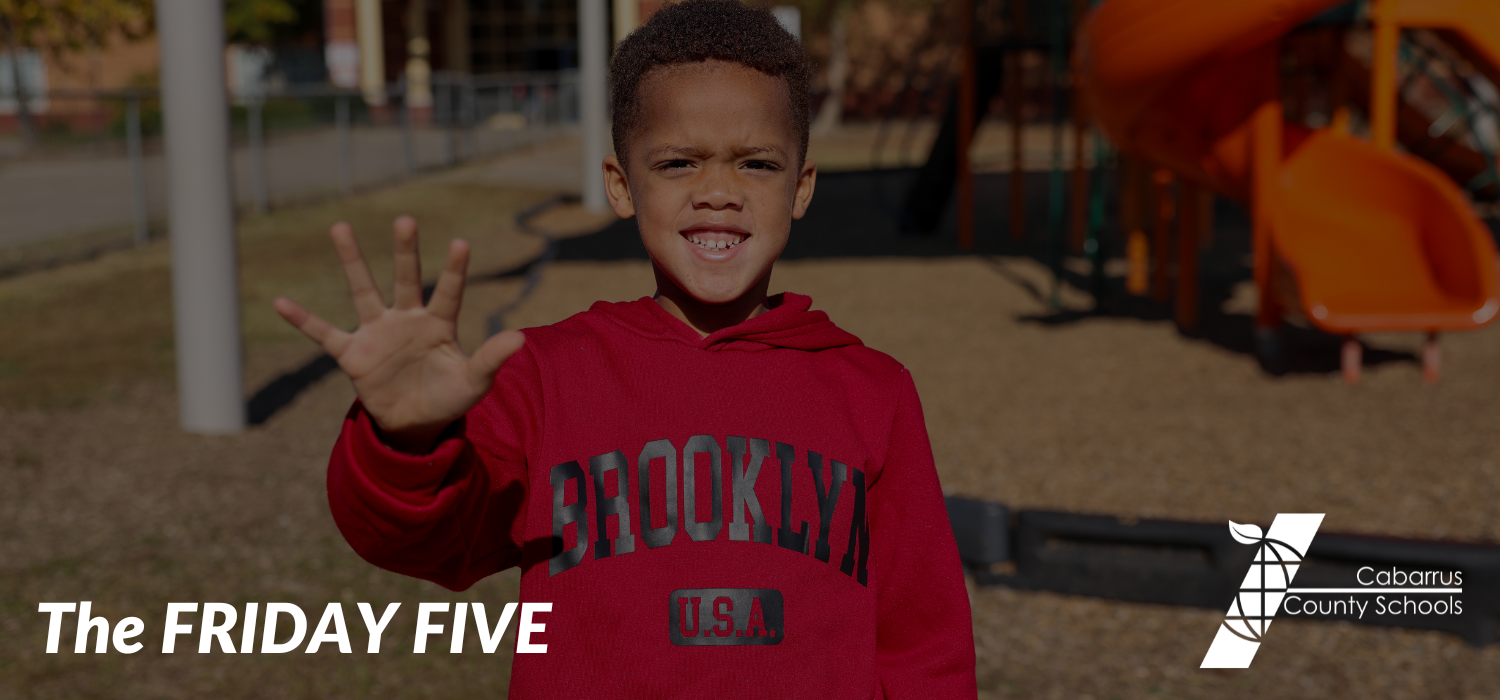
{"left": 156, "top": 0, "right": 245, "bottom": 433}
{"left": 1369, "top": 0, "right": 1398, "bottom": 152}
{"left": 1175, "top": 180, "right": 1199, "bottom": 331}
{"left": 324, "top": 0, "right": 361, "bottom": 88}
{"left": 405, "top": 0, "right": 433, "bottom": 125}
{"left": 579, "top": 0, "right": 609, "bottom": 211}
{"left": 613, "top": 0, "right": 640, "bottom": 45}
{"left": 1121, "top": 157, "right": 1148, "bottom": 296}
{"left": 126, "top": 94, "right": 150, "bottom": 246}
{"left": 1069, "top": 0, "right": 1088, "bottom": 254}
{"left": 1251, "top": 100, "right": 1282, "bottom": 331}
{"left": 1150, "top": 168, "right": 1174, "bottom": 304}
{"left": 445, "top": 0, "right": 471, "bottom": 74}
{"left": 356, "top": 0, "right": 386, "bottom": 107}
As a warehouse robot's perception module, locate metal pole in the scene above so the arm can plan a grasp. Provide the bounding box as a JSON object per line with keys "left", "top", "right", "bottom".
{"left": 126, "top": 95, "right": 150, "bottom": 246}
{"left": 355, "top": 0, "right": 386, "bottom": 108}
{"left": 1070, "top": 0, "right": 1089, "bottom": 255}
{"left": 1046, "top": 0, "right": 1066, "bottom": 307}
{"left": 336, "top": 94, "right": 353, "bottom": 194}
{"left": 1151, "top": 168, "right": 1174, "bottom": 304}
{"left": 156, "top": 0, "right": 245, "bottom": 434}
{"left": 443, "top": 77, "right": 457, "bottom": 166}
{"left": 1121, "top": 157, "right": 1148, "bottom": 296}
{"left": 463, "top": 77, "right": 477, "bottom": 159}
{"left": 1370, "top": 0, "right": 1398, "bottom": 152}
{"left": 578, "top": 0, "right": 609, "bottom": 211}
{"left": 531, "top": 78, "right": 543, "bottom": 146}
{"left": 1009, "top": 0, "right": 1027, "bottom": 241}
{"left": 956, "top": 0, "right": 975, "bottom": 251}
{"left": 1086, "top": 139, "right": 1109, "bottom": 306}
{"left": 1176, "top": 180, "right": 1199, "bottom": 331}
{"left": 249, "top": 98, "right": 268, "bottom": 214}
{"left": 401, "top": 89, "right": 415, "bottom": 175}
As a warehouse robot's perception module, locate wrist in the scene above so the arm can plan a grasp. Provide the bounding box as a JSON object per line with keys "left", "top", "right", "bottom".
{"left": 375, "top": 419, "right": 458, "bottom": 455}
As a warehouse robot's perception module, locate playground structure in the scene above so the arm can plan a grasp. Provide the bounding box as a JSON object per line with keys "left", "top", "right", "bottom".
{"left": 1074, "top": 0, "right": 1500, "bottom": 382}
{"left": 906, "top": 0, "right": 1500, "bottom": 382}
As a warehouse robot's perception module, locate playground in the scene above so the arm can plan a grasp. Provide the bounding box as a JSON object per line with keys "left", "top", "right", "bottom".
{"left": 2, "top": 129, "right": 1499, "bottom": 695}
{"left": 4, "top": 0, "right": 1500, "bottom": 697}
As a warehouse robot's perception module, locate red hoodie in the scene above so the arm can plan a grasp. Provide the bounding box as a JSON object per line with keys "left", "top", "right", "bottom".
{"left": 328, "top": 292, "right": 977, "bottom": 698}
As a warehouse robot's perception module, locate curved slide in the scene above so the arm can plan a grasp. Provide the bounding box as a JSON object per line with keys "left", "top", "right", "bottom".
{"left": 1074, "top": 0, "right": 1500, "bottom": 365}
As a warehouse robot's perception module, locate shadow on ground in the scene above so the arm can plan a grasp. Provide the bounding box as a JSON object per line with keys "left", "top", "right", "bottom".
{"left": 251, "top": 166, "right": 1475, "bottom": 422}
{"left": 555, "top": 167, "right": 1422, "bottom": 376}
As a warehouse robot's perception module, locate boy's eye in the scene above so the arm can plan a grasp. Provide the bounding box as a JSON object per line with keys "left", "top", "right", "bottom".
{"left": 659, "top": 159, "right": 694, "bottom": 170}
{"left": 742, "top": 160, "right": 779, "bottom": 171}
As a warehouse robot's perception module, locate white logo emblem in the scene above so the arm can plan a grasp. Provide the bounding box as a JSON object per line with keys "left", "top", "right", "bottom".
{"left": 1201, "top": 513, "right": 1324, "bottom": 668}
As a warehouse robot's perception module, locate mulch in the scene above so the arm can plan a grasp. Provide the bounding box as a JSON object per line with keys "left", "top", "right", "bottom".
{"left": 4, "top": 230, "right": 1498, "bottom": 698}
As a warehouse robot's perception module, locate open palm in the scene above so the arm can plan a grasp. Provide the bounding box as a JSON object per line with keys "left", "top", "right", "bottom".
{"left": 273, "top": 216, "right": 524, "bottom": 451}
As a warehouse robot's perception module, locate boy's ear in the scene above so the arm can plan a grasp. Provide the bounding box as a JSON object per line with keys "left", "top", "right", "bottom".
{"left": 603, "top": 155, "right": 636, "bottom": 219}
{"left": 791, "top": 158, "right": 817, "bottom": 220}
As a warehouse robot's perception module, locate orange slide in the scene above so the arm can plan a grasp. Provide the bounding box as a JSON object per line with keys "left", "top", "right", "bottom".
{"left": 1075, "top": 0, "right": 1500, "bottom": 381}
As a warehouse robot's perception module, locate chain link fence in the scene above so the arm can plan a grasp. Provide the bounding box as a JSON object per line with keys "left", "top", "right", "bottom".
{"left": 0, "top": 70, "right": 579, "bottom": 269}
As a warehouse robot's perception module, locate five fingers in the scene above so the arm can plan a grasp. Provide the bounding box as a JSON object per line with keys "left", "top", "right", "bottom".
{"left": 281, "top": 216, "right": 477, "bottom": 354}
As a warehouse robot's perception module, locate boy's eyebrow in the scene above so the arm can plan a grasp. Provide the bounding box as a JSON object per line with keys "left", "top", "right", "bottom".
{"left": 647, "top": 145, "right": 710, "bottom": 159}
{"left": 646, "top": 144, "right": 787, "bottom": 159}
{"left": 732, "top": 144, "right": 785, "bottom": 158}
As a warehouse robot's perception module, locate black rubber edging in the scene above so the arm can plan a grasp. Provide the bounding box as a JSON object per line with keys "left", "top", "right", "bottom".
{"left": 945, "top": 497, "right": 1500, "bottom": 646}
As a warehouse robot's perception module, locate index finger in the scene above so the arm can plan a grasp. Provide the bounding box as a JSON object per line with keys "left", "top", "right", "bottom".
{"left": 273, "top": 296, "right": 352, "bottom": 357}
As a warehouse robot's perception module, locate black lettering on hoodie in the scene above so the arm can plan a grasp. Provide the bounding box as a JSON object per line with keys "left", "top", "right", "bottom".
{"left": 807, "top": 452, "right": 846, "bottom": 563}
{"left": 839, "top": 467, "right": 869, "bottom": 586}
{"left": 637, "top": 439, "right": 679, "bottom": 548}
{"left": 683, "top": 435, "right": 724, "bottom": 542}
{"left": 727, "top": 437, "right": 773, "bottom": 544}
{"left": 590, "top": 450, "right": 634, "bottom": 559}
{"left": 549, "top": 460, "right": 589, "bottom": 576}
{"left": 776, "top": 442, "right": 810, "bottom": 554}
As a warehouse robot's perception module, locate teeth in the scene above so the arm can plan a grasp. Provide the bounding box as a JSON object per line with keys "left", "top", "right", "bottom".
{"left": 687, "top": 235, "right": 742, "bottom": 251}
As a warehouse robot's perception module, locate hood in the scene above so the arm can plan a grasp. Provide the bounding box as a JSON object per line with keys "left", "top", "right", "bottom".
{"left": 590, "top": 292, "right": 863, "bottom": 352}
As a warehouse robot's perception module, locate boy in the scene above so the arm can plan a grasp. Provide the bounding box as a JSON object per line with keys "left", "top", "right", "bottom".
{"left": 273, "top": 1, "right": 976, "bottom": 696}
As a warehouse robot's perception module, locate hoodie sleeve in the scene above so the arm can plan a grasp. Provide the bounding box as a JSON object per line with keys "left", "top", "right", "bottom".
{"left": 870, "top": 371, "right": 977, "bottom": 698}
{"left": 325, "top": 344, "right": 542, "bottom": 591}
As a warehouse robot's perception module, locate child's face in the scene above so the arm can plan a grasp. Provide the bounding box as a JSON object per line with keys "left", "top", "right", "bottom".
{"left": 604, "top": 60, "right": 816, "bottom": 305}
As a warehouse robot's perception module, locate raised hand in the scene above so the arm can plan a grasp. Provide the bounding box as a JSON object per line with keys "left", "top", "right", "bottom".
{"left": 273, "top": 216, "right": 525, "bottom": 453}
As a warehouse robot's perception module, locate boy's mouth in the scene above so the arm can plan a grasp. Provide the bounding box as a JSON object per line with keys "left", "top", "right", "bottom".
{"left": 681, "top": 225, "right": 748, "bottom": 252}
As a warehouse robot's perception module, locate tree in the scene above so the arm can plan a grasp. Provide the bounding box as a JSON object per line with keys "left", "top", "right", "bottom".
{"left": 0, "top": 0, "right": 302, "bottom": 142}
{"left": 0, "top": 0, "right": 154, "bottom": 57}
{"left": 224, "top": 0, "right": 299, "bottom": 46}
{"left": 0, "top": 0, "right": 153, "bottom": 140}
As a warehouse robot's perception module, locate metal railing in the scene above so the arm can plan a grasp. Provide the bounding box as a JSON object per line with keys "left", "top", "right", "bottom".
{"left": 0, "top": 70, "right": 580, "bottom": 255}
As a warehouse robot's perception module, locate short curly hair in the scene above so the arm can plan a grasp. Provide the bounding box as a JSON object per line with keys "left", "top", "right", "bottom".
{"left": 610, "top": 0, "right": 812, "bottom": 171}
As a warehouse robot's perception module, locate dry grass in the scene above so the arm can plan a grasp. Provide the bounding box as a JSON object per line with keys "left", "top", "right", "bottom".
{"left": 0, "top": 179, "right": 554, "bottom": 410}
{"left": 0, "top": 174, "right": 573, "bottom": 698}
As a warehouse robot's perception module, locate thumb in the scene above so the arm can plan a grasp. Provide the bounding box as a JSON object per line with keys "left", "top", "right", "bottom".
{"left": 468, "top": 330, "right": 526, "bottom": 387}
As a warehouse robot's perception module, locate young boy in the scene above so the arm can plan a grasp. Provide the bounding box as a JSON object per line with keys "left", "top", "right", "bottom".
{"left": 274, "top": 1, "right": 976, "bottom": 696}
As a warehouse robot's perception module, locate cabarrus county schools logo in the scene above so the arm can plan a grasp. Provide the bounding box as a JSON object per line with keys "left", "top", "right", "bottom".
{"left": 1202, "top": 513, "right": 1466, "bottom": 668}
{"left": 1201, "top": 513, "right": 1324, "bottom": 668}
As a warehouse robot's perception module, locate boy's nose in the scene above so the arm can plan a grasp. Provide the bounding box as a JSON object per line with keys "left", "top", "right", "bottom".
{"left": 693, "top": 169, "right": 744, "bottom": 210}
